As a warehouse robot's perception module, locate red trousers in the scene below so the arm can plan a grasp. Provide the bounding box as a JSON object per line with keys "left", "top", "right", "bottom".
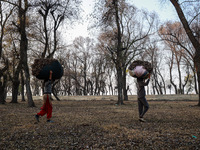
{"left": 37, "top": 94, "right": 52, "bottom": 119}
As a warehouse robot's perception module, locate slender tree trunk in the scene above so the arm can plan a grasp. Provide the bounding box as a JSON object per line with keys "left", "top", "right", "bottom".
{"left": 24, "top": 67, "right": 35, "bottom": 107}
{"left": 177, "top": 62, "right": 183, "bottom": 94}
{"left": 52, "top": 80, "right": 60, "bottom": 101}
{"left": 68, "top": 76, "right": 71, "bottom": 95}
{"left": 158, "top": 70, "right": 166, "bottom": 94}
{"left": 0, "top": 74, "right": 7, "bottom": 104}
{"left": 193, "top": 70, "right": 198, "bottom": 94}
{"left": 196, "top": 72, "right": 200, "bottom": 106}
{"left": 152, "top": 82, "right": 156, "bottom": 95}
{"left": 11, "top": 80, "right": 20, "bottom": 103}
{"left": 154, "top": 79, "right": 160, "bottom": 95}
{"left": 194, "top": 56, "right": 200, "bottom": 106}
{"left": 153, "top": 71, "right": 160, "bottom": 95}
{"left": 0, "top": 59, "right": 8, "bottom": 104}
{"left": 83, "top": 64, "right": 87, "bottom": 95}
{"left": 20, "top": 70, "right": 25, "bottom": 101}
{"left": 11, "top": 57, "right": 21, "bottom": 103}
{"left": 3, "top": 74, "right": 7, "bottom": 103}
{"left": 0, "top": 87, "right": 5, "bottom": 104}
{"left": 123, "top": 69, "right": 128, "bottom": 101}
{"left": 170, "top": 73, "right": 177, "bottom": 94}
{"left": 169, "top": 54, "right": 177, "bottom": 94}
{"left": 117, "top": 67, "right": 124, "bottom": 105}
{"left": 33, "top": 79, "right": 40, "bottom": 96}
{"left": 41, "top": 9, "right": 49, "bottom": 58}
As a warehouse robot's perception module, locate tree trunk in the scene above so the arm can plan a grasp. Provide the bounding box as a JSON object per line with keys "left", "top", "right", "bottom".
{"left": 158, "top": 69, "right": 166, "bottom": 94}
{"left": 11, "top": 54, "right": 21, "bottom": 103}
{"left": 193, "top": 70, "right": 198, "bottom": 94}
{"left": 0, "top": 87, "right": 5, "bottom": 104}
{"left": 18, "top": 0, "right": 35, "bottom": 107}
{"left": 177, "top": 62, "right": 183, "bottom": 94}
{"left": 0, "top": 59, "right": 8, "bottom": 104}
{"left": 169, "top": 54, "right": 177, "bottom": 94}
{"left": 11, "top": 80, "right": 20, "bottom": 103}
{"left": 152, "top": 82, "right": 156, "bottom": 95}
{"left": 24, "top": 67, "right": 35, "bottom": 107}
{"left": 194, "top": 56, "right": 200, "bottom": 106}
{"left": 41, "top": 9, "right": 50, "bottom": 58}
{"left": 0, "top": 74, "right": 7, "bottom": 104}
{"left": 83, "top": 64, "right": 87, "bottom": 95}
{"left": 123, "top": 69, "right": 128, "bottom": 101}
{"left": 52, "top": 80, "right": 61, "bottom": 101}
{"left": 117, "top": 68, "right": 124, "bottom": 105}
{"left": 33, "top": 79, "right": 40, "bottom": 96}
{"left": 114, "top": 0, "right": 124, "bottom": 104}
{"left": 154, "top": 79, "right": 160, "bottom": 95}
{"left": 20, "top": 70, "right": 25, "bottom": 101}
{"left": 68, "top": 76, "right": 71, "bottom": 95}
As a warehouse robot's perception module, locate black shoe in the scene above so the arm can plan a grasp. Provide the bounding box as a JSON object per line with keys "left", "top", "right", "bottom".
{"left": 47, "top": 120, "right": 53, "bottom": 123}
{"left": 35, "top": 115, "right": 39, "bottom": 122}
{"left": 139, "top": 117, "right": 145, "bottom": 122}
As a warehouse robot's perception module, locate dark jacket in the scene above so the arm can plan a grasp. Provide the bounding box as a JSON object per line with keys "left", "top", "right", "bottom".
{"left": 137, "top": 78, "right": 150, "bottom": 98}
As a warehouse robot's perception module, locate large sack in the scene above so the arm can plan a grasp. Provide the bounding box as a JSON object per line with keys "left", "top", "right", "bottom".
{"left": 128, "top": 68, "right": 149, "bottom": 79}
{"left": 32, "top": 59, "right": 63, "bottom": 80}
{"left": 128, "top": 60, "right": 153, "bottom": 73}
{"left": 128, "top": 60, "right": 152, "bottom": 79}
{"left": 134, "top": 66, "right": 146, "bottom": 77}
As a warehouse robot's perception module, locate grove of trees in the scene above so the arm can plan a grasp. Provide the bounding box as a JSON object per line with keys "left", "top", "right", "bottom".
{"left": 0, "top": 0, "right": 199, "bottom": 106}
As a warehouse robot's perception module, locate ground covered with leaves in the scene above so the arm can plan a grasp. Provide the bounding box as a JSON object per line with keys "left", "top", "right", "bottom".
{"left": 0, "top": 99, "right": 200, "bottom": 149}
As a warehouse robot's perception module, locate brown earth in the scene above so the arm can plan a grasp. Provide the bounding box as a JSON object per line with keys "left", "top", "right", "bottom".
{"left": 0, "top": 100, "right": 200, "bottom": 149}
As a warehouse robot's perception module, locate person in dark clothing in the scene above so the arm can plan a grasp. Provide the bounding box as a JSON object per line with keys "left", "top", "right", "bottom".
{"left": 136, "top": 74, "right": 150, "bottom": 122}
{"left": 35, "top": 70, "right": 53, "bottom": 123}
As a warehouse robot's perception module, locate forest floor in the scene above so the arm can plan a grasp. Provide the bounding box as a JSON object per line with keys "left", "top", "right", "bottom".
{"left": 0, "top": 99, "right": 200, "bottom": 149}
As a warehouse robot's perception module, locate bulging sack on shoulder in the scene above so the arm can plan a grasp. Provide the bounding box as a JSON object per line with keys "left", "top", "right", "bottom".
{"left": 32, "top": 59, "right": 63, "bottom": 80}
{"left": 129, "top": 60, "right": 153, "bottom": 73}
{"left": 129, "top": 66, "right": 149, "bottom": 79}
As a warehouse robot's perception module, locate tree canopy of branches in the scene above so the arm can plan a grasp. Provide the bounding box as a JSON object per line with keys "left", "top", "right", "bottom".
{"left": 93, "top": 0, "right": 157, "bottom": 104}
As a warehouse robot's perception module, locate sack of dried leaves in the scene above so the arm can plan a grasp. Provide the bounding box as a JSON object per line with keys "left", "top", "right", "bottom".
{"left": 31, "top": 59, "right": 63, "bottom": 80}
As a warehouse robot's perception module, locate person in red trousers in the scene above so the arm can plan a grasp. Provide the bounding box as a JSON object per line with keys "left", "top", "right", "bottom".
{"left": 35, "top": 70, "right": 53, "bottom": 123}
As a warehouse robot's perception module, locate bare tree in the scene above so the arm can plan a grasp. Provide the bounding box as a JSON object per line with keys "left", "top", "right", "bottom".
{"left": 168, "top": 52, "right": 178, "bottom": 94}
{"left": 94, "top": 0, "right": 157, "bottom": 104}
{"left": 169, "top": 0, "right": 200, "bottom": 105}
{"left": 30, "top": 0, "right": 81, "bottom": 100}
{"left": 1, "top": 0, "right": 35, "bottom": 106}
{"left": 0, "top": 1, "right": 14, "bottom": 103}
{"left": 34, "top": 0, "right": 81, "bottom": 58}
{"left": 143, "top": 42, "right": 166, "bottom": 95}
{"left": 159, "top": 21, "right": 196, "bottom": 94}
{"left": 73, "top": 37, "right": 95, "bottom": 95}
